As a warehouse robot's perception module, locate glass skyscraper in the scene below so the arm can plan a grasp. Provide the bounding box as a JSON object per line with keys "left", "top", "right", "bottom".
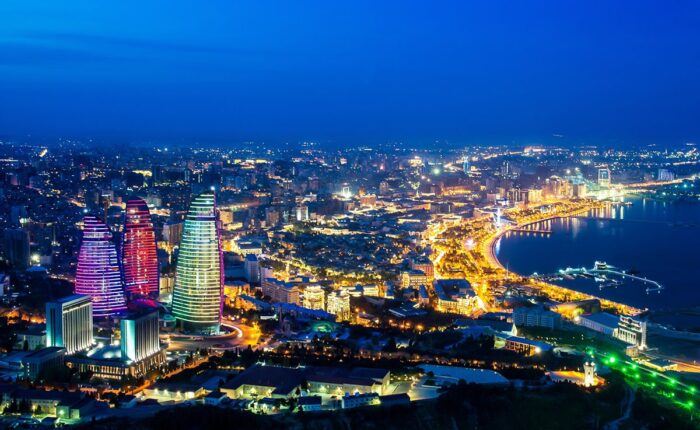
{"left": 122, "top": 198, "right": 159, "bottom": 297}
{"left": 75, "top": 215, "right": 127, "bottom": 317}
{"left": 171, "top": 193, "right": 223, "bottom": 334}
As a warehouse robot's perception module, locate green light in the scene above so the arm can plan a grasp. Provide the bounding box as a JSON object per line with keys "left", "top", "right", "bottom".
{"left": 634, "top": 373, "right": 640, "bottom": 379}
{"left": 670, "top": 379, "right": 677, "bottom": 385}
{"left": 608, "top": 356, "right": 616, "bottom": 364}
{"left": 688, "top": 401, "right": 694, "bottom": 408}
{"left": 631, "top": 364, "right": 637, "bottom": 370}
{"left": 651, "top": 382, "right": 656, "bottom": 388}
{"left": 690, "top": 386, "right": 696, "bottom": 394}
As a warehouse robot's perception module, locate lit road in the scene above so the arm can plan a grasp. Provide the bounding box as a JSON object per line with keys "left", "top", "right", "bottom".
{"left": 164, "top": 321, "right": 261, "bottom": 351}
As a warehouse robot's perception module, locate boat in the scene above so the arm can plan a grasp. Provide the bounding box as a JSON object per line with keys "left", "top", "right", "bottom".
{"left": 594, "top": 276, "right": 607, "bottom": 283}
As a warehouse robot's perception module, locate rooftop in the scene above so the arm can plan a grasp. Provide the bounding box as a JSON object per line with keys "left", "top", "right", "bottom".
{"left": 579, "top": 312, "right": 620, "bottom": 328}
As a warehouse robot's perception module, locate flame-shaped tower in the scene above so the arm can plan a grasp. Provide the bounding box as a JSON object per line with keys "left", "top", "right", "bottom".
{"left": 122, "top": 198, "right": 159, "bottom": 297}
{"left": 75, "top": 215, "right": 127, "bottom": 317}
{"left": 171, "top": 193, "right": 223, "bottom": 334}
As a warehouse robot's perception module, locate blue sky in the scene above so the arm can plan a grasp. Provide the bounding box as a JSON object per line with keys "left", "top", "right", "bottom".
{"left": 1, "top": 0, "right": 699, "bottom": 147}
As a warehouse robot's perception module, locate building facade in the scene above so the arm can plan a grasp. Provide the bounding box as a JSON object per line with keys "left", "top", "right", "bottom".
{"left": 172, "top": 193, "right": 223, "bottom": 334}
{"left": 46, "top": 294, "right": 94, "bottom": 354}
{"left": 74, "top": 216, "right": 127, "bottom": 317}
{"left": 326, "top": 290, "right": 351, "bottom": 321}
{"left": 120, "top": 310, "right": 161, "bottom": 362}
{"left": 302, "top": 285, "right": 326, "bottom": 310}
{"left": 122, "top": 198, "right": 159, "bottom": 297}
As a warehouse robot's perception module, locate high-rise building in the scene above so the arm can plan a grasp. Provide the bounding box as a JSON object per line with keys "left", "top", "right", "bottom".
{"left": 598, "top": 168, "right": 611, "bottom": 187}
{"left": 75, "top": 216, "right": 127, "bottom": 317}
{"left": 46, "top": 294, "right": 94, "bottom": 354}
{"left": 120, "top": 310, "right": 161, "bottom": 362}
{"left": 2, "top": 228, "right": 30, "bottom": 270}
{"left": 172, "top": 193, "right": 223, "bottom": 334}
{"left": 122, "top": 198, "right": 159, "bottom": 297}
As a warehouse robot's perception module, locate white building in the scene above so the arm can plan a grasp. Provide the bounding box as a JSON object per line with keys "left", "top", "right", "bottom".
{"left": 46, "top": 295, "right": 94, "bottom": 354}
{"left": 512, "top": 307, "right": 562, "bottom": 329}
{"left": 327, "top": 290, "right": 351, "bottom": 321}
{"left": 120, "top": 310, "right": 161, "bottom": 362}
{"left": 616, "top": 316, "right": 647, "bottom": 349}
{"left": 302, "top": 285, "right": 325, "bottom": 310}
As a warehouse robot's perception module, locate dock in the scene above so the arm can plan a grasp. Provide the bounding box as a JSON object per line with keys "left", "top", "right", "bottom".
{"left": 556, "top": 262, "right": 664, "bottom": 294}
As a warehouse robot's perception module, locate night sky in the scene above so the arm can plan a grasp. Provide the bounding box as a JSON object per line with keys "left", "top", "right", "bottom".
{"left": 1, "top": 1, "right": 699, "bottom": 146}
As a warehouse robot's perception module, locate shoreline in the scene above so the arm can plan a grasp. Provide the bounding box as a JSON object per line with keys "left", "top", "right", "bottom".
{"left": 483, "top": 204, "right": 643, "bottom": 315}
{"left": 485, "top": 206, "right": 594, "bottom": 271}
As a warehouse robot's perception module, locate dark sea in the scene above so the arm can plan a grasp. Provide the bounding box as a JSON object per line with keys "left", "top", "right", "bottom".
{"left": 494, "top": 197, "right": 700, "bottom": 316}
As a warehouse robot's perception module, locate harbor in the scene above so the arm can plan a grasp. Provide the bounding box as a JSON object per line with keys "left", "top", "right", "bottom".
{"left": 532, "top": 261, "right": 664, "bottom": 294}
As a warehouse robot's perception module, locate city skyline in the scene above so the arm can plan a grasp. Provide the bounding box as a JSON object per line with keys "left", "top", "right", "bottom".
{"left": 0, "top": 2, "right": 699, "bottom": 428}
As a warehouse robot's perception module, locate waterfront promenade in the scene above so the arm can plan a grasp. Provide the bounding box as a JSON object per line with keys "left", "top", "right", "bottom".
{"left": 470, "top": 200, "right": 642, "bottom": 316}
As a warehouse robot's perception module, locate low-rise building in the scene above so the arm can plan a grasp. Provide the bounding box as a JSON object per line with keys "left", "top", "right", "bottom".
{"left": 342, "top": 392, "right": 379, "bottom": 409}
{"left": 204, "top": 390, "right": 229, "bottom": 405}
{"left": 400, "top": 270, "right": 428, "bottom": 289}
{"left": 494, "top": 334, "right": 552, "bottom": 356}
{"left": 302, "top": 285, "right": 326, "bottom": 310}
{"left": 576, "top": 312, "right": 619, "bottom": 336}
{"left": 298, "top": 395, "right": 322, "bottom": 411}
{"left": 141, "top": 382, "right": 207, "bottom": 403}
{"left": 326, "top": 290, "right": 351, "bottom": 321}
{"left": 410, "top": 258, "right": 434, "bottom": 280}
{"left": 21, "top": 347, "right": 65, "bottom": 381}
{"left": 262, "top": 277, "right": 301, "bottom": 305}
{"left": 433, "top": 279, "right": 480, "bottom": 315}
{"left": 15, "top": 324, "right": 46, "bottom": 351}
{"left": 512, "top": 307, "right": 562, "bottom": 329}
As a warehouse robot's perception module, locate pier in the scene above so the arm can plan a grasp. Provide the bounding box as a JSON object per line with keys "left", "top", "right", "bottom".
{"left": 556, "top": 262, "right": 664, "bottom": 294}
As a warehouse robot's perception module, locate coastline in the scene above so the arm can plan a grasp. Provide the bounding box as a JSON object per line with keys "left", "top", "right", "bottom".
{"left": 483, "top": 204, "right": 643, "bottom": 315}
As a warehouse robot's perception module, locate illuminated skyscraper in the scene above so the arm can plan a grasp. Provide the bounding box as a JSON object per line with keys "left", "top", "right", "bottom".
{"left": 171, "top": 193, "right": 223, "bottom": 334}
{"left": 75, "top": 216, "right": 127, "bottom": 317}
{"left": 122, "top": 198, "right": 159, "bottom": 297}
